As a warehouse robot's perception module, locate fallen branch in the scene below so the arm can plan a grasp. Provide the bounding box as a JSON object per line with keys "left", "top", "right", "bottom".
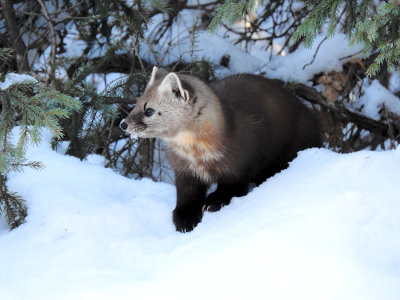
{"left": 287, "top": 81, "right": 399, "bottom": 140}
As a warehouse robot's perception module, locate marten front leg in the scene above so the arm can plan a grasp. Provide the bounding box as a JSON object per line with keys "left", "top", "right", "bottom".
{"left": 172, "top": 174, "right": 209, "bottom": 232}
{"left": 204, "top": 182, "right": 250, "bottom": 212}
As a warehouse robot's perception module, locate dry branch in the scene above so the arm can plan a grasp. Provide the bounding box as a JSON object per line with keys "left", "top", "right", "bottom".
{"left": 288, "top": 81, "right": 399, "bottom": 140}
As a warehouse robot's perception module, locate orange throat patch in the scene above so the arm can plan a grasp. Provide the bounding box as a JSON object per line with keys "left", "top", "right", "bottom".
{"left": 166, "top": 123, "right": 225, "bottom": 181}
{"left": 170, "top": 129, "right": 223, "bottom": 162}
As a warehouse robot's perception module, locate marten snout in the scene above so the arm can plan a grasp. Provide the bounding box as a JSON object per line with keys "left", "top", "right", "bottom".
{"left": 120, "top": 111, "right": 148, "bottom": 136}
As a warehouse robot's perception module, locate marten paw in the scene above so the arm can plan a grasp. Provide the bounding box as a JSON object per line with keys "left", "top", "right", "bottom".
{"left": 172, "top": 207, "right": 203, "bottom": 233}
{"left": 203, "top": 193, "right": 231, "bottom": 212}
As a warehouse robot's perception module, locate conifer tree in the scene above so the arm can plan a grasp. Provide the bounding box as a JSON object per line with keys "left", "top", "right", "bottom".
{"left": 208, "top": 0, "right": 263, "bottom": 31}
{"left": 210, "top": 0, "right": 400, "bottom": 76}
{"left": 293, "top": 0, "right": 400, "bottom": 76}
{"left": 0, "top": 71, "right": 81, "bottom": 229}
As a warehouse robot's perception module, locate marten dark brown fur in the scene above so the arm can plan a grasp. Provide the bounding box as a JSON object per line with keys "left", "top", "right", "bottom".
{"left": 120, "top": 67, "right": 322, "bottom": 232}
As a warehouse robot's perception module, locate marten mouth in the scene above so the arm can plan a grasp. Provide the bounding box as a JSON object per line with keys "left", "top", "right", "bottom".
{"left": 130, "top": 125, "right": 147, "bottom": 136}
{"left": 122, "top": 122, "right": 147, "bottom": 138}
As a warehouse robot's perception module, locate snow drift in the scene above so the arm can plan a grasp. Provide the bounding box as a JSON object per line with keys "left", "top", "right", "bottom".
{"left": 0, "top": 131, "right": 399, "bottom": 299}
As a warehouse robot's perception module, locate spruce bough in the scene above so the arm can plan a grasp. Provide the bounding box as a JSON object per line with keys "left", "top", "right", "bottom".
{"left": 210, "top": 0, "right": 400, "bottom": 76}
{"left": 0, "top": 73, "right": 81, "bottom": 229}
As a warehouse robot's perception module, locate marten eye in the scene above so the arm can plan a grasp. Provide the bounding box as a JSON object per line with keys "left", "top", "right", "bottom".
{"left": 144, "top": 108, "right": 154, "bottom": 117}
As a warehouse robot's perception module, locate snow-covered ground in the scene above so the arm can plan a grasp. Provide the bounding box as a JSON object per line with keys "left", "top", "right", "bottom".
{"left": 1, "top": 131, "right": 400, "bottom": 299}
{"left": 1, "top": 3, "right": 400, "bottom": 299}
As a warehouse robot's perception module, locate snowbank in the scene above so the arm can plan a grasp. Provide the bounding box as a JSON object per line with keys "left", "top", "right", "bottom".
{"left": 0, "top": 73, "right": 37, "bottom": 90}
{"left": 353, "top": 79, "right": 400, "bottom": 120}
{"left": 0, "top": 132, "right": 399, "bottom": 299}
{"left": 263, "top": 33, "right": 363, "bottom": 83}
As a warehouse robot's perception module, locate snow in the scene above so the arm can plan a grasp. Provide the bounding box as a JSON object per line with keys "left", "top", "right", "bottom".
{"left": 1, "top": 2, "right": 400, "bottom": 299}
{"left": 192, "top": 32, "right": 265, "bottom": 75}
{"left": 263, "top": 33, "right": 363, "bottom": 83}
{"left": 141, "top": 10, "right": 265, "bottom": 77}
{"left": 389, "top": 71, "right": 400, "bottom": 94}
{"left": 143, "top": 10, "right": 362, "bottom": 82}
{"left": 353, "top": 79, "right": 400, "bottom": 120}
{"left": 0, "top": 73, "right": 37, "bottom": 90}
{"left": 62, "top": 22, "right": 88, "bottom": 58}
{"left": 0, "top": 131, "right": 400, "bottom": 299}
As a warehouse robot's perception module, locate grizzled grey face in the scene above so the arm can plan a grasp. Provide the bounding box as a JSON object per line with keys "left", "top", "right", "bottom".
{"left": 120, "top": 67, "right": 197, "bottom": 139}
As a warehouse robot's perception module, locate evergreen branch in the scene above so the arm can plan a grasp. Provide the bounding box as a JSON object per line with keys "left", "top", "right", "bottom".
{"left": 16, "top": 120, "right": 29, "bottom": 160}
{"left": 0, "top": 74, "right": 82, "bottom": 228}
{"left": 69, "top": 62, "right": 96, "bottom": 87}
{"left": 0, "top": 174, "right": 27, "bottom": 230}
{"left": 148, "top": 0, "right": 171, "bottom": 14}
{"left": 42, "top": 116, "right": 64, "bottom": 138}
{"left": 10, "top": 160, "right": 44, "bottom": 172}
{"left": 292, "top": 0, "right": 400, "bottom": 76}
{"left": 0, "top": 48, "right": 14, "bottom": 62}
{"left": 208, "top": 0, "right": 266, "bottom": 31}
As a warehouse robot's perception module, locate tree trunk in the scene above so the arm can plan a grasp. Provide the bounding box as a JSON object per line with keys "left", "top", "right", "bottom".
{"left": 0, "top": 0, "right": 29, "bottom": 71}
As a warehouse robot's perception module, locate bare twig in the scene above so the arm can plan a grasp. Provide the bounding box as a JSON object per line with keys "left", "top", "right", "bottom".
{"left": 302, "top": 37, "right": 327, "bottom": 70}
{"left": 132, "top": 38, "right": 146, "bottom": 73}
{"left": 338, "top": 51, "right": 363, "bottom": 61}
{"left": 37, "top": 0, "right": 57, "bottom": 82}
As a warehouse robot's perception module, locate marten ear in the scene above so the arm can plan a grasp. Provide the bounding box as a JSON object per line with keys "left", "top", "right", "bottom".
{"left": 158, "top": 72, "right": 190, "bottom": 103}
{"left": 147, "top": 66, "right": 169, "bottom": 87}
{"left": 147, "top": 66, "right": 159, "bottom": 87}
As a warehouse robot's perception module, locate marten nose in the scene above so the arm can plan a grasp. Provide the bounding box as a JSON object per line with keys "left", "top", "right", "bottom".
{"left": 120, "top": 120, "right": 128, "bottom": 131}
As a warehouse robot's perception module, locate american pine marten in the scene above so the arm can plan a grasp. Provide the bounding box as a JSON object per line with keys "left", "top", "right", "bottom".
{"left": 120, "top": 67, "right": 322, "bottom": 232}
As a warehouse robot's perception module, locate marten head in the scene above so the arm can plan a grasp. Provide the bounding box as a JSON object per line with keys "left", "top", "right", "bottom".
{"left": 120, "top": 67, "right": 201, "bottom": 139}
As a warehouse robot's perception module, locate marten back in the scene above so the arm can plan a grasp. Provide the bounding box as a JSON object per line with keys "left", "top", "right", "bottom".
{"left": 208, "top": 74, "right": 322, "bottom": 183}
